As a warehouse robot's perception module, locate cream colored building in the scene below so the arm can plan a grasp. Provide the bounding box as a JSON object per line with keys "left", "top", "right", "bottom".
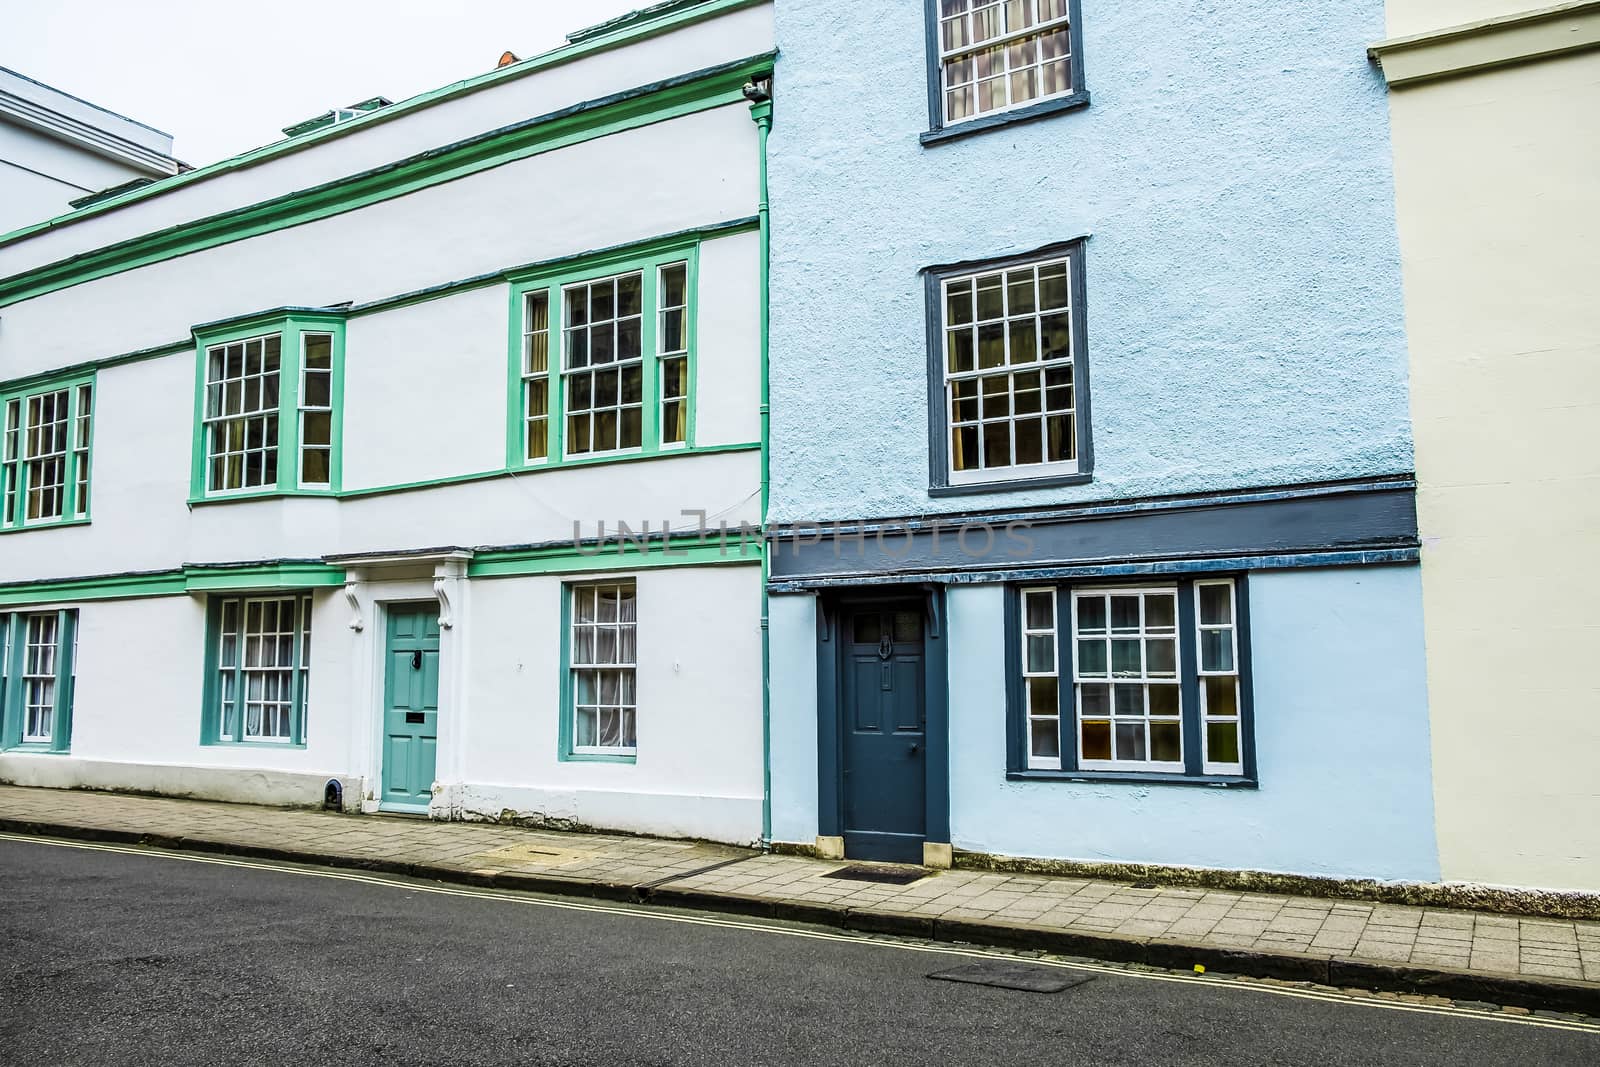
{"left": 1371, "top": 2, "right": 1600, "bottom": 893}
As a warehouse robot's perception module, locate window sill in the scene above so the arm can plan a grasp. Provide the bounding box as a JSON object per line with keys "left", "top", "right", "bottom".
{"left": 560, "top": 750, "right": 637, "bottom": 764}
{"left": 0, "top": 518, "right": 92, "bottom": 536}
{"left": 930, "top": 471, "right": 1093, "bottom": 497}
{"left": 920, "top": 92, "right": 1091, "bottom": 147}
{"left": 1, "top": 744, "right": 69, "bottom": 755}
{"left": 1006, "top": 769, "right": 1257, "bottom": 788}
{"left": 189, "top": 490, "right": 337, "bottom": 506}
{"left": 203, "top": 740, "right": 308, "bottom": 750}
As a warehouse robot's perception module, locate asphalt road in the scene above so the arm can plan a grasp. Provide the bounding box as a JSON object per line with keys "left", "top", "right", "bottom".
{"left": 1, "top": 835, "right": 1595, "bottom": 1066}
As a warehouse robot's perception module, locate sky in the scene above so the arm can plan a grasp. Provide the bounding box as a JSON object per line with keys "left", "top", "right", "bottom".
{"left": 3, "top": 0, "right": 642, "bottom": 166}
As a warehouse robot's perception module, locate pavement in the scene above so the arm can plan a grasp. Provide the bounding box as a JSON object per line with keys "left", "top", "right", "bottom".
{"left": 4, "top": 835, "right": 1598, "bottom": 1066}
{"left": 1, "top": 784, "right": 1598, "bottom": 1018}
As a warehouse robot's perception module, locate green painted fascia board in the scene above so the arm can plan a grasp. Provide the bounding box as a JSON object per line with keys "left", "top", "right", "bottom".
{"left": 0, "top": 0, "right": 766, "bottom": 250}
{"left": 0, "top": 570, "right": 187, "bottom": 608}
{"left": 181, "top": 562, "right": 346, "bottom": 592}
{"left": 469, "top": 536, "right": 760, "bottom": 579}
{"left": 0, "top": 218, "right": 756, "bottom": 396}
{"left": 192, "top": 306, "right": 349, "bottom": 343}
{"left": 1369, "top": 0, "right": 1600, "bottom": 86}
{"left": 0, "top": 52, "right": 776, "bottom": 309}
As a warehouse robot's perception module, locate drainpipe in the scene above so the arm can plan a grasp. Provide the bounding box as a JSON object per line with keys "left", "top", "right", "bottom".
{"left": 743, "top": 76, "right": 774, "bottom": 849}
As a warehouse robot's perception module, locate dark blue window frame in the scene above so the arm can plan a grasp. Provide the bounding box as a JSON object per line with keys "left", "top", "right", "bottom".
{"left": 1003, "top": 577, "right": 1258, "bottom": 786}
{"left": 921, "top": 0, "right": 1090, "bottom": 146}
{"left": 923, "top": 237, "right": 1094, "bottom": 497}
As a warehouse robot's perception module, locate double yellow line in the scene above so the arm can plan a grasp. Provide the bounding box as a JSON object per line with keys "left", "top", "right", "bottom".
{"left": 4, "top": 831, "right": 1597, "bottom": 1038}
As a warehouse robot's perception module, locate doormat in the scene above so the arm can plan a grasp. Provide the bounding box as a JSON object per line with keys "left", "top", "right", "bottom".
{"left": 927, "top": 962, "right": 1095, "bottom": 994}
{"left": 821, "top": 864, "right": 928, "bottom": 886}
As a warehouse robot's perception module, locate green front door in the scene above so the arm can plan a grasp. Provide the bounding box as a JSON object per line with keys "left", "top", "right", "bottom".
{"left": 381, "top": 605, "right": 440, "bottom": 811}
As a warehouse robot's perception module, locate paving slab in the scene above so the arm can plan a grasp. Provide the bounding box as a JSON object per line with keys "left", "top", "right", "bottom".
{"left": 1, "top": 784, "right": 1597, "bottom": 1015}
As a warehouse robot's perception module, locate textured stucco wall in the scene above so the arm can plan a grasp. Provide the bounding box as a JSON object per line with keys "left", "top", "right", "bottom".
{"left": 1387, "top": 47, "right": 1600, "bottom": 891}
{"left": 767, "top": 0, "right": 1411, "bottom": 523}
{"left": 941, "top": 571, "right": 1439, "bottom": 879}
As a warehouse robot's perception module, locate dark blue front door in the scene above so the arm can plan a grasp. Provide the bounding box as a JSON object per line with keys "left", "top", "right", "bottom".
{"left": 841, "top": 603, "right": 926, "bottom": 863}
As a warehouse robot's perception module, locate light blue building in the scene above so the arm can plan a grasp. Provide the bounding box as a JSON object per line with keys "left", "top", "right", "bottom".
{"left": 764, "top": 0, "right": 1438, "bottom": 882}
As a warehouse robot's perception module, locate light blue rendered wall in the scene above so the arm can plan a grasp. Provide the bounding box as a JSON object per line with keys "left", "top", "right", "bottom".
{"left": 944, "top": 568, "right": 1439, "bottom": 880}
{"left": 767, "top": 0, "right": 1409, "bottom": 523}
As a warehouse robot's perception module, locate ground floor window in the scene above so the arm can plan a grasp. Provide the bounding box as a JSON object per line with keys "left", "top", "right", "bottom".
{"left": 564, "top": 579, "right": 637, "bottom": 758}
{"left": 204, "top": 594, "right": 313, "bottom": 745}
{"left": 1011, "top": 577, "right": 1251, "bottom": 780}
{"left": 0, "top": 609, "right": 76, "bottom": 751}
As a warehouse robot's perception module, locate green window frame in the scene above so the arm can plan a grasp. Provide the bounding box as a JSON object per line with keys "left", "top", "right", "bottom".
{"left": 189, "top": 312, "right": 346, "bottom": 501}
{"left": 1, "top": 373, "right": 95, "bottom": 532}
{"left": 557, "top": 578, "right": 638, "bottom": 763}
{"left": 200, "top": 593, "right": 313, "bottom": 747}
{"left": 507, "top": 241, "right": 699, "bottom": 469}
{"left": 0, "top": 609, "right": 77, "bottom": 753}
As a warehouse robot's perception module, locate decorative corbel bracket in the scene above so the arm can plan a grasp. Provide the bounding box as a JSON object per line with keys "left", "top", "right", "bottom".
{"left": 433, "top": 575, "right": 455, "bottom": 629}
{"left": 344, "top": 581, "right": 364, "bottom": 632}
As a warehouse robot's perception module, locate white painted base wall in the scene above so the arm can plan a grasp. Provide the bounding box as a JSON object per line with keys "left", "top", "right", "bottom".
{"left": 0, "top": 754, "right": 364, "bottom": 812}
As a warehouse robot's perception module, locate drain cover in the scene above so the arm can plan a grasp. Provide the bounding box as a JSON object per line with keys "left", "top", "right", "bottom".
{"left": 821, "top": 865, "right": 927, "bottom": 885}
{"left": 927, "top": 962, "right": 1094, "bottom": 994}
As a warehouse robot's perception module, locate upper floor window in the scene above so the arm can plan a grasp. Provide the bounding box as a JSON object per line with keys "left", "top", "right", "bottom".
{"left": 1, "top": 376, "right": 93, "bottom": 531}
{"left": 511, "top": 244, "right": 697, "bottom": 468}
{"left": 1011, "top": 578, "right": 1252, "bottom": 782}
{"left": 191, "top": 313, "right": 344, "bottom": 500}
{"left": 925, "top": 240, "right": 1091, "bottom": 495}
{"left": 923, "top": 0, "right": 1088, "bottom": 144}
{"left": 1, "top": 608, "right": 77, "bottom": 752}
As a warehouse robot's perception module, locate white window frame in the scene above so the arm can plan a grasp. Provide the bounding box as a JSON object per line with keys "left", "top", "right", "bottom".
{"left": 521, "top": 289, "right": 552, "bottom": 464}
{"left": 568, "top": 580, "right": 638, "bottom": 756}
{"left": 561, "top": 271, "right": 646, "bottom": 459}
{"left": 214, "top": 594, "right": 311, "bottom": 744}
{"left": 656, "top": 261, "right": 690, "bottom": 450}
{"left": 202, "top": 332, "right": 283, "bottom": 495}
{"left": 1196, "top": 580, "right": 1244, "bottom": 776}
{"left": 1020, "top": 586, "right": 1062, "bottom": 770}
{"left": 21, "top": 613, "right": 59, "bottom": 744}
{"left": 935, "top": 0, "right": 1077, "bottom": 128}
{"left": 1070, "top": 585, "right": 1184, "bottom": 773}
{"left": 941, "top": 255, "right": 1079, "bottom": 486}
{"left": 297, "top": 333, "right": 335, "bottom": 489}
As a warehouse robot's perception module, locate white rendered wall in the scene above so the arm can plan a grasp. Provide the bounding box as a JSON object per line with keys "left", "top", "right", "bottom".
{"left": 0, "top": 2, "right": 772, "bottom": 277}
{"left": 454, "top": 565, "right": 765, "bottom": 843}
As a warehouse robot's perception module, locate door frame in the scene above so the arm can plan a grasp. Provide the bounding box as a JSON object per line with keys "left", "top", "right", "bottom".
{"left": 815, "top": 585, "right": 949, "bottom": 863}
{"left": 377, "top": 598, "right": 442, "bottom": 814}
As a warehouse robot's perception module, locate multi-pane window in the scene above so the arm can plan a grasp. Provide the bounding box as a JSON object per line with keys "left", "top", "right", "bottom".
{"left": 1073, "top": 588, "right": 1182, "bottom": 770}
{"left": 1, "top": 379, "right": 93, "bottom": 529}
{"left": 1, "top": 609, "right": 76, "bottom": 752}
{"left": 1014, "top": 579, "right": 1250, "bottom": 779}
{"left": 1020, "top": 588, "right": 1061, "bottom": 769}
{"left": 512, "top": 246, "right": 698, "bottom": 468}
{"left": 522, "top": 291, "right": 552, "bottom": 461}
{"left": 1197, "top": 580, "right": 1243, "bottom": 774}
{"left": 210, "top": 595, "right": 312, "bottom": 744}
{"left": 658, "top": 262, "right": 690, "bottom": 447}
{"left": 568, "top": 580, "right": 637, "bottom": 755}
{"left": 204, "top": 334, "right": 282, "bottom": 492}
{"left": 299, "top": 334, "right": 334, "bottom": 486}
{"left": 942, "top": 255, "right": 1076, "bottom": 480}
{"left": 564, "top": 272, "right": 645, "bottom": 456}
{"left": 194, "top": 317, "right": 342, "bottom": 498}
{"left": 937, "top": 0, "right": 1076, "bottom": 126}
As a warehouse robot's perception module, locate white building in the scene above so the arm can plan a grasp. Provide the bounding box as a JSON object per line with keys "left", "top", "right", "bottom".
{"left": 0, "top": 0, "right": 775, "bottom": 846}
{"left": 0, "top": 66, "right": 182, "bottom": 235}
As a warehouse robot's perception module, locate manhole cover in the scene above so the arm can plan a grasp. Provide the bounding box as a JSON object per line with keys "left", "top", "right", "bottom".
{"left": 928, "top": 962, "right": 1094, "bottom": 994}
{"left": 821, "top": 865, "right": 928, "bottom": 885}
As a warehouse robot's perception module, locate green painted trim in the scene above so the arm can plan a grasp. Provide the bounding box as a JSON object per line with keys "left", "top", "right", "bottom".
{"left": 199, "top": 590, "right": 312, "bottom": 748}
{"left": 0, "top": 219, "right": 758, "bottom": 401}
{"left": 190, "top": 312, "right": 348, "bottom": 500}
{"left": 470, "top": 534, "right": 760, "bottom": 580}
{"left": 0, "top": 53, "right": 777, "bottom": 310}
{"left": 1369, "top": 1, "right": 1600, "bottom": 86}
{"left": 555, "top": 580, "right": 637, "bottom": 764}
{"left": 0, "top": 608, "right": 76, "bottom": 752}
{"left": 0, "top": 0, "right": 764, "bottom": 249}
{"left": 182, "top": 562, "right": 346, "bottom": 593}
{"left": 1, "top": 369, "right": 96, "bottom": 533}
{"left": 0, "top": 571, "right": 186, "bottom": 608}
{"left": 505, "top": 233, "right": 705, "bottom": 470}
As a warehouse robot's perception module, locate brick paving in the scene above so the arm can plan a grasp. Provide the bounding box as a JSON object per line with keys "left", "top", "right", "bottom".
{"left": 2, "top": 785, "right": 1598, "bottom": 994}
